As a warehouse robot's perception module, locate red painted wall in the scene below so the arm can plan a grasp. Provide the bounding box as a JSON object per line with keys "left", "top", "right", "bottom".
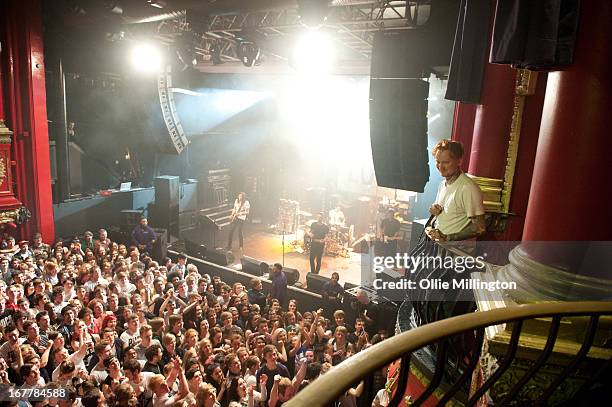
{"left": 0, "top": 0, "right": 54, "bottom": 241}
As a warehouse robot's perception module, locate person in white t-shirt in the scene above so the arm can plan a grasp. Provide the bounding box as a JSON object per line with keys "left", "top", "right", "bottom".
{"left": 226, "top": 192, "right": 250, "bottom": 251}
{"left": 120, "top": 315, "right": 141, "bottom": 348}
{"left": 427, "top": 139, "right": 485, "bottom": 241}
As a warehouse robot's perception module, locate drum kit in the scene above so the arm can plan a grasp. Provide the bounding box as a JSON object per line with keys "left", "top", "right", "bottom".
{"left": 293, "top": 210, "right": 350, "bottom": 258}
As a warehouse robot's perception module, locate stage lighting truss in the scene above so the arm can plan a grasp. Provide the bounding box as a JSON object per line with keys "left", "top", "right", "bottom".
{"left": 148, "top": 1, "right": 416, "bottom": 64}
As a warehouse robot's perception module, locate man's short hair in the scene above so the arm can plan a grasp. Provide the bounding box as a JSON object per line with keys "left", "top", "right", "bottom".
{"left": 19, "top": 363, "right": 36, "bottom": 379}
{"left": 263, "top": 344, "right": 276, "bottom": 358}
{"left": 185, "top": 367, "right": 200, "bottom": 381}
{"left": 35, "top": 310, "right": 49, "bottom": 322}
{"left": 245, "top": 355, "right": 260, "bottom": 370}
{"left": 94, "top": 340, "right": 110, "bottom": 356}
{"left": 145, "top": 344, "right": 162, "bottom": 361}
{"left": 123, "top": 358, "right": 141, "bottom": 373}
{"left": 432, "top": 139, "right": 464, "bottom": 159}
{"left": 81, "top": 389, "right": 103, "bottom": 407}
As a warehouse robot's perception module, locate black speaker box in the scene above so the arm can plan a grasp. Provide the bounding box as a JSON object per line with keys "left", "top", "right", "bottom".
{"left": 369, "top": 78, "right": 430, "bottom": 192}
{"left": 152, "top": 228, "right": 168, "bottom": 261}
{"left": 344, "top": 281, "right": 359, "bottom": 291}
{"left": 283, "top": 267, "right": 300, "bottom": 286}
{"left": 154, "top": 176, "right": 180, "bottom": 238}
{"left": 206, "top": 248, "right": 235, "bottom": 267}
{"left": 185, "top": 239, "right": 206, "bottom": 259}
{"left": 241, "top": 256, "right": 265, "bottom": 277}
{"left": 371, "top": 1, "right": 460, "bottom": 79}
{"left": 371, "top": 30, "right": 429, "bottom": 79}
{"left": 108, "top": 228, "right": 129, "bottom": 247}
{"left": 120, "top": 209, "right": 144, "bottom": 234}
{"left": 306, "top": 273, "right": 332, "bottom": 294}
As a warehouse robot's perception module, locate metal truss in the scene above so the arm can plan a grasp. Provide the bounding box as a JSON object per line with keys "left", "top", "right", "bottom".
{"left": 148, "top": 1, "right": 415, "bottom": 65}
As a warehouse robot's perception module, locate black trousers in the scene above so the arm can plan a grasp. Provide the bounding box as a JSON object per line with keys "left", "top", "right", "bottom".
{"left": 227, "top": 219, "right": 244, "bottom": 249}
{"left": 310, "top": 242, "right": 324, "bottom": 274}
{"left": 384, "top": 240, "right": 398, "bottom": 258}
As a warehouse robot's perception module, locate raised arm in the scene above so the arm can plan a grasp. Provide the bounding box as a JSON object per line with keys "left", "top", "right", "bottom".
{"left": 269, "top": 375, "right": 280, "bottom": 407}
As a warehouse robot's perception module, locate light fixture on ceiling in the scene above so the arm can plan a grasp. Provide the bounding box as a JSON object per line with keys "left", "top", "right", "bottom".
{"left": 238, "top": 41, "right": 261, "bottom": 67}
{"left": 147, "top": 0, "right": 167, "bottom": 8}
{"left": 209, "top": 42, "right": 223, "bottom": 65}
{"left": 297, "top": 0, "right": 330, "bottom": 29}
{"left": 175, "top": 32, "right": 200, "bottom": 71}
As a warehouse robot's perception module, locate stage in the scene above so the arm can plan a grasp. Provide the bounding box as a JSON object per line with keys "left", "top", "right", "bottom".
{"left": 185, "top": 222, "right": 365, "bottom": 287}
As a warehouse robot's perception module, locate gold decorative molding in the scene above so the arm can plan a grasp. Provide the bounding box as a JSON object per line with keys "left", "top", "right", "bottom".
{"left": 0, "top": 157, "right": 6, "bottom": 185}
{"left": 401, "top": 360, "right": 463, "bottom": 406}
{"left": 467, "top": 174, "right": 504, "bottom": 213}
{"left": 0, "top": 208, "right": 21, "bottom": 223}
{"left": 0, "top": 206, "right": 30, "bottom": 224}
{"left": 501, "top": 69, "right": 538, "bottom": 213}
{"left": 0, "top": 119, "right": 13, "bottom": 144}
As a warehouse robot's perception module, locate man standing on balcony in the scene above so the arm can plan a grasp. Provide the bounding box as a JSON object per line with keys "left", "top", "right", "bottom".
{"left": 427, "top": 139, "right": 485, "bottom": 242}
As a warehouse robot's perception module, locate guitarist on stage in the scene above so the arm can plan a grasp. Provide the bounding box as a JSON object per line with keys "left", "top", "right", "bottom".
{"left": 307, "top": 212, "right": 329, "bottom": 274}
{"left": 227, "top": 192, "right": 250, "bottom": 251}
{"left": 380, "top": 208, "right": 401, "bottom": 257}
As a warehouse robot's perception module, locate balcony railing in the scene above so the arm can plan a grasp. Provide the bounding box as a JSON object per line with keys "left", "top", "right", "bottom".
{"left": 287, "top": 301, "right": 612, "bottom": 407}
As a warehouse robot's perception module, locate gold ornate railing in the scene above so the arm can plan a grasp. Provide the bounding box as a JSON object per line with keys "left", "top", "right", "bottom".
{"left": 287, "top": 301, "right": 612, "bottom": 407}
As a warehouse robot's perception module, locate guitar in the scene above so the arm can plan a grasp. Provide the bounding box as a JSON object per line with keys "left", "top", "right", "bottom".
{"left": 230, "top": 200, "right": 248, "bottom": 223}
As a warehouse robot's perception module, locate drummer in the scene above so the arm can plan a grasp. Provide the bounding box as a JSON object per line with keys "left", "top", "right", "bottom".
{"left": 328, "top": 206, "right": 346, "bottom": 227}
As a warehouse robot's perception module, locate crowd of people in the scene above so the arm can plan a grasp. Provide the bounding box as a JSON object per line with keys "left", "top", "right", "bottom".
{"left": 0, "top": 227, "right": 392, "bottom": 407}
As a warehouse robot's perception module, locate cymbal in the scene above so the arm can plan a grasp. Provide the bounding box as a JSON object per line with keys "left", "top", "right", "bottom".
{"left": 298, "top": 210, "right": 313, "bottom": 217}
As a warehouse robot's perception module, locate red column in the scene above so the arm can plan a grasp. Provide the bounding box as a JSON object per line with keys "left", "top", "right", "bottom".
{"left": 0, "top": 50, "right": 4, "bottom": 120}
{"left": 0, "top": 0, "right": 54, "bottom": 241}
{"left": 522, "top": 0, "right": 612, "bottom": 242}
{"left": 450, "top": 102, "right": 477, "bottom": 172}
{"left": 468, "top": 64, "right": 516, "bottom": 179}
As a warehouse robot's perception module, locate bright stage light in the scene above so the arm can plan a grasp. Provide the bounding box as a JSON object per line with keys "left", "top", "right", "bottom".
{"left": 131, "top": 43, "right": 162, "bottom": 73}
{"left": 292, "top": 31, "right": 336, "bottom": 74}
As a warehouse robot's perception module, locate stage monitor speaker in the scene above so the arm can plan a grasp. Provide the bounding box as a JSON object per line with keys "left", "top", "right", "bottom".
{"left": 206, "top": 248, "right": 235, "bottom": 267}
{"left": 283, "top": 267, "right": 300, "bottom": 286}
{"left": 241, "top": 256, "right": 265, "bottom": 277}
{"left": 369, "top": 78, "right": 430, "bottom": 192}
{"left": 344, "top": 281, "right": 359, "bottom": 291}
{"left": 185, "top": 239, "right": 206, "bottom": 259}
{"left": 306, "top": 273, "right": 332, "bottom": 294}
{"left": 154, "top": 176, "right": 180, "bottom": 237}
{"left": 351, "top": 234, "right": 370, "bottom": 254}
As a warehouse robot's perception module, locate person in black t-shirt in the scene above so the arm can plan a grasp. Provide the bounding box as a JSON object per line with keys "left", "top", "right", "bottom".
{"left": 321, "top": 272, "right": 343, "bottom": 309}
{"left": 256, "top": 345, "right": 290, "bottom": 403}
{"left": 380, "top": 209, "right": 401, "bottom": 258}
{"left": 307, "top": 213, "right": 329, "bottom": 274}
